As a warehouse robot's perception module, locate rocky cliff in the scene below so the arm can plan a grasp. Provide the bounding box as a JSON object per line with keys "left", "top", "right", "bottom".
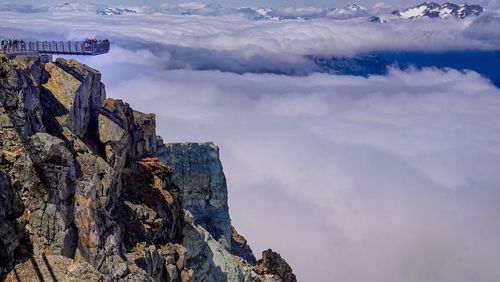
{"left": 0, "top": 55, "right": 296, "bottom": 282}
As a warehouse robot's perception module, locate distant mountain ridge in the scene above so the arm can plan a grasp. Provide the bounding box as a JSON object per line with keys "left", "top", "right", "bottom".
{"left": 93, "top": 2, "right": 484, "bottom": 21}
{"left": 392, "top": 2, "right": 484, "bottom": 19}
{"left": 0, "top": 2, "right": 486, "bottom": 21}
{"left": 307, "top": 51, "right": 500, "bottom": 88}
{"left": 96, "top": 7, "right": 137, "bottom": 16}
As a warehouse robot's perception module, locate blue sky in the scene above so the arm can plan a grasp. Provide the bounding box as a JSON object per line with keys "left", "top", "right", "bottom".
{"left": 6, "top": 0, "right": 497, "bottom": 8}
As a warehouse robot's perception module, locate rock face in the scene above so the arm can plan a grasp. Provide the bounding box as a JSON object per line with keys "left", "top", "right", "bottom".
{"left": 4, "top": 255, "right": 104, "bottom": 282}
{"left": 0, "top": 55, "right": 295, "bottom": 281}
{"left": 158, "top": 142, "right": 232, "bottom": 249}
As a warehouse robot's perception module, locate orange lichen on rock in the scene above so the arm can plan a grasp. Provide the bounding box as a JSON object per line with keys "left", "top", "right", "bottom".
{"left": 137, "top": 157, "right": 175, "bottom": 205}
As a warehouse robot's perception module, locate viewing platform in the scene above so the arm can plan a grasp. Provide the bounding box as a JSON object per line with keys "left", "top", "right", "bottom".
{"left": 0, "top": 40, "right": 110, "bottom": 56}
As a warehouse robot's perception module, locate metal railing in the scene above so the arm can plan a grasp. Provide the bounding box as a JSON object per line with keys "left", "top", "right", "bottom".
{"left": 0, "top": 40, "right": 110, "bottom": 56}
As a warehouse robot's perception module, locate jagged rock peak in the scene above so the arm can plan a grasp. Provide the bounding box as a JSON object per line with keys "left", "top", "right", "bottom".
{"left": 0, "top": 54, "right": 295, "bottom": 281}
{"left": 256, "top": 250, "right": 297, "bottom": 282}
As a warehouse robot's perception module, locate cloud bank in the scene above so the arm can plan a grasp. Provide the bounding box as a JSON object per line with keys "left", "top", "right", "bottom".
{"left": 0, "top": 6, "right": 499, "bottom": 58}
{"left": 98, "top": 65, "right": 500, "bottom": 282}
{"left": 1, "top": 5, "right": 500, "bottom": 281}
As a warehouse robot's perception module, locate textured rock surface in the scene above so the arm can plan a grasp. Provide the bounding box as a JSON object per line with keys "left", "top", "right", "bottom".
{"left": 182, "top": 210, "right": 276, "bottom": 282}
{"left": 158, "top": 142, "right": 232, "bottom": 250}
{"left": 231, "top": 225, "right": 258, "bottom": 265}
{"left": 158, "top": 141, "right": 258, "bottom": 267}
{"left": 4, "top": 255, "right": 104, "bottom": 282}
{"left": 255, "top": 250, "right": 297, "bottom": 282}
{"left": 0, "top": 55, "right": 295, "bottom": 281}
{"left": 42, "top": 58, "right": 103, "bottom": 140}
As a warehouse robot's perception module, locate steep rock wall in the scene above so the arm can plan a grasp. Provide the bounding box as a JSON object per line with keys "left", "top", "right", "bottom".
{"left": 0, "top": 55, "right": 296, "bottom": 282}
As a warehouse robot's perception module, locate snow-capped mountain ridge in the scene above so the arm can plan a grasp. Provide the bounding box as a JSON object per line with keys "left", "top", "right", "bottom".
{"left": 392, "top": 2, "right": 484, "bottom": 19}
{"left": 103, "top": 2, "right": 483, "bottom": 20}
{"left": 97, "top": 7, "right": 137, "bottom": 16}
{"left": 1, "top": 2, "right": 485, "bottom": 21}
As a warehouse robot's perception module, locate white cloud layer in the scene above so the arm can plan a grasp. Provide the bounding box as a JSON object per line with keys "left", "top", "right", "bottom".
{"left": 1, "top": 6, "right": 500, "bottom": 281}
{"left": 98, "top": 65, "right": 500, "bottom": 282}
{"left": 0, "top": 7, "right": 498, "bottom": 58}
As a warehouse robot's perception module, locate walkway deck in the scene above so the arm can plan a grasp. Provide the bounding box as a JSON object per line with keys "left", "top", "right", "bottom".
{"left": 0, "top": 40, "right": 110, "bottom": 56}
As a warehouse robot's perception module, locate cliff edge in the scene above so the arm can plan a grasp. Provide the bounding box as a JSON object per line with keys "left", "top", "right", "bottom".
{"left": 0, "top": 55, "right": 296, "bottom": 282}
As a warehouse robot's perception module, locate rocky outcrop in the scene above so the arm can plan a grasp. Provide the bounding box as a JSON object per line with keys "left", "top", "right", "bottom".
{"left": 0, "top": 55, "right": 295, "bottom": 281}
{"left": 157, "top": 141, "right": 258, "bottom": 267}
{"left": 231, "top": 226, "right": 257, "bottom": 265}
{"left": 42, "top": 58, "right": 103, "bottom": 140}
{"left": 255, "top": 250, "right": 297, "bottom": 282}
{"left": 158, "top": 142, "right": 232, "bottom": 249}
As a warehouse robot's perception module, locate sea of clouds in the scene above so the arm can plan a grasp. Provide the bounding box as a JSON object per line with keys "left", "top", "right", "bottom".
{"left": 1, "top": 3, "right": 500, "bottom": 281}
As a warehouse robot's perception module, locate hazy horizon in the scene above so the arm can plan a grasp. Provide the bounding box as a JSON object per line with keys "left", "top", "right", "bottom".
{"left": 3, "top": 0, "right": 499, "bottom": 8}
